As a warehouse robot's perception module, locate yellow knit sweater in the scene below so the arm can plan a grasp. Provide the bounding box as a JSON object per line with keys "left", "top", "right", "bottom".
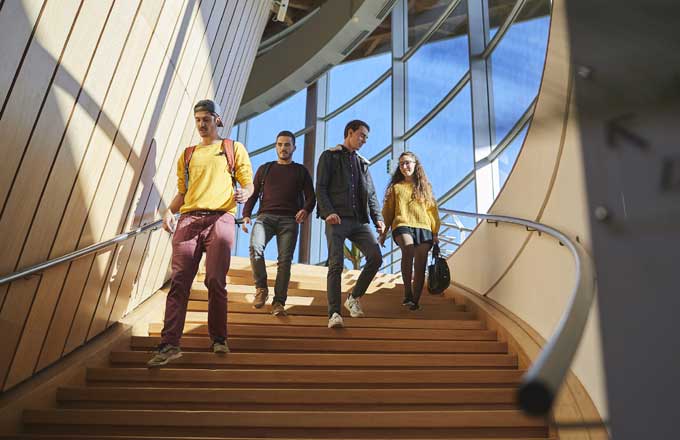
{"left": 382, "top": 181, "right": 440, "bottom": 234}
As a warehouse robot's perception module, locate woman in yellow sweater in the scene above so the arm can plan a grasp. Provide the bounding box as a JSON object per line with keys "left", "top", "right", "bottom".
{"left": 379, "top": 152, "right": 440, "bottom": 310}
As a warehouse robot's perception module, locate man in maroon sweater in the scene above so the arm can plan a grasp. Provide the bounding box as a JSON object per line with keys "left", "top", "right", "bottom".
{"left": 241, "top": 131, "right": 316, "bottom": 316}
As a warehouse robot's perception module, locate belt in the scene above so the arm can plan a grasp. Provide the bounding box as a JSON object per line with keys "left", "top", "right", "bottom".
{"left": 186, "top": 210, "right": 226, "bottom": 216}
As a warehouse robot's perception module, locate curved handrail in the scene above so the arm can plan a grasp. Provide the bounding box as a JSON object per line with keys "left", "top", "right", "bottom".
{"left": 439, "top": 207, "right": 596, "bottom": 416}
{"left": 0, "top": 214, "right": 244, "bottom": 286}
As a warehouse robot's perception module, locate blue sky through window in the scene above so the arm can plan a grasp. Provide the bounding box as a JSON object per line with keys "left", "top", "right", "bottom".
{"left": 233, "top": 1, "right": 550, "bottom": 263}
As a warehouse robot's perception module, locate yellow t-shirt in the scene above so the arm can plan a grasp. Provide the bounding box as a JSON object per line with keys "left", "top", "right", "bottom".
{"left": 382, "top": 181, "right": 440, "bottom": 234}
{"left": 176, "top": 140, "right": 253, "bottom": 214}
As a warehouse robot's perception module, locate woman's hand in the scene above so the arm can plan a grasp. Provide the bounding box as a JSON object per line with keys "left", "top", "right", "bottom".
{"left": 432, "top": 233, "right": 439, "bottom": 245}
{"left": 378, "top": 232, "right": 388, "bottom": 247}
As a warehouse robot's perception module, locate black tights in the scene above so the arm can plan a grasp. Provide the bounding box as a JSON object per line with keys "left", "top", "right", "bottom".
{"left": 394, "top": 234, "right": 432, "bottom": 305}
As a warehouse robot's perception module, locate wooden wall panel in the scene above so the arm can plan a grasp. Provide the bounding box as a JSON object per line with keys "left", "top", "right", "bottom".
{"left": 3, "top": 0, "right": 122, "bottom": 389}
{"left": 61, "top": 0, "right": 166, "bottom": 357}
{"left": 0, "top": 0, "right": 82, "bottom": 304}
{"left": 19, "top": 0, "right": 142, "bottom": 381}
{"left": 0, "top": 0, "right": 272, "bottom": 391}
{"left": 0, "top": 0, "right": 45, "bottom": 108}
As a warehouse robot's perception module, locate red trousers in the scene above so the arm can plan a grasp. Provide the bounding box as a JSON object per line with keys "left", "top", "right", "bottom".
{"left": 160, "top": 211, "right": 235, "bottom": 346}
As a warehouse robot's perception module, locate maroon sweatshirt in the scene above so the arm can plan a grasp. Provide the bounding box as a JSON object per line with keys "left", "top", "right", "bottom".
{"left": 242, "top": 162, "right": 316, "bottom": 218}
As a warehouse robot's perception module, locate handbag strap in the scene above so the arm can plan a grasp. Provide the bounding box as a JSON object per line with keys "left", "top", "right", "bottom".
{"left": 431, "top": 243, "right": 440, "bottom": 260}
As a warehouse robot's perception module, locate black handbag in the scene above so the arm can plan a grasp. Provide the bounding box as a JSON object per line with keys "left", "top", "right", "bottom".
{"left": 427, "top": 244, "right": 451, "bottom": 295}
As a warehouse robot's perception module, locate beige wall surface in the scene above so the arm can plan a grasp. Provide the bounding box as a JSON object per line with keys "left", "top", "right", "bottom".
{"left": 0, "top": 0, "right": 270, "bottom": 391}
{"left": 449, "top": 0, "right": 608, "bottom": 418}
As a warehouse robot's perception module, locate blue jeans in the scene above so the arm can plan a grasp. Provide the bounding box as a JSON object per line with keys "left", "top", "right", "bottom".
{"left": 249, "top": 214, "right": 299, "bottom": 305}
{"left": 325, "top": 218, "right": 383, "bottom": 317}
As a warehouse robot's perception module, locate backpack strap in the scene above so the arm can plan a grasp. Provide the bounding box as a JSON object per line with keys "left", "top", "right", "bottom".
{"left": 222, "top": 138, "right": 237, "bottom": 188}
{"left": 183, "top": 146, "right": 196, "bottom": 192}
{"left": 258, "top": 161, "right": 275, "bottom": 202}
{"left": 296, "top": 163, "right": 307, "bottom": 210}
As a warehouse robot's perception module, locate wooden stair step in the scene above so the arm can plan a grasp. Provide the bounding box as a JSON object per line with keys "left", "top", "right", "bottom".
{"left": 191, "top": 312, "right": 485, "bottom": 330}
{"left": 109, "top": 351, "right": 518, "bottom": 368}
{"left": 87, "top": 368, "right": 526, "bottom": 387}
{"left": 130, "top": 336, "right": 508, "bottom": 354}
{"left": 9, "top": 436, "right": 556, "bottom": 440}
{"left": 188, "top": 300, "right": 475, "bottom": 319}
{"left": 56, "top": 386, "right": 518, "bottom": 408}
{"left": 191, "top": 289, "right": 460, "bottom": 308}
{"left": 23, "top": 409, "right": 548, "bottom": 437}
{"left": 148, "top": 323, "right": 498, "bottom": 341}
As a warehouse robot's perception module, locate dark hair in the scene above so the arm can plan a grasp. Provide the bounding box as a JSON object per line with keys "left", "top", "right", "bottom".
{"left": 385, "top": 151, "right": 435, "bottom": 205}
{"left": 276, "top": 130, "right": 296, "bottom": 145}
{"left": 343, "top": 120, "right": 370, "bottom": 138}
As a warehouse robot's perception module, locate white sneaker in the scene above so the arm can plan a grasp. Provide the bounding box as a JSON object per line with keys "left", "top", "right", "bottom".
{"left": 344, "top": 295, "right": 365, "bottom": 318}
{"left": 328, "top": 312, "right": 344, "bottom": 328}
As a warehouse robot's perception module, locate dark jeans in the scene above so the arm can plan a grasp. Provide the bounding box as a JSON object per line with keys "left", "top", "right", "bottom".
{"left": 161, "top": 212, "right": 235, "bottom": 346}
{"left": 249, "top": 213, "right": 299, "bottom": 305}
{"left": 325, "top": 218, "right": 383, "bottom": 317}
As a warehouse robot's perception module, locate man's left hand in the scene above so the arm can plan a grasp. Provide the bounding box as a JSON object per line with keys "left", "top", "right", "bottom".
{"left": 295, "top": 209, "right": 308, "bottom": 224}
{"left": 375, "top": 220, "right": 385, "bottom": 235}
{"left": 234, "top": 187, "right": 251, "bottom": 203}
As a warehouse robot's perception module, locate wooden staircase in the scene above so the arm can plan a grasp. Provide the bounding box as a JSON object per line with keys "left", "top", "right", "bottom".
{"left": 17, "top": 257, "right": 553, "bottom": 439}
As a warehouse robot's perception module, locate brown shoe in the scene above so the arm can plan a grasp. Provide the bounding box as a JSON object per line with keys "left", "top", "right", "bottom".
{"left": 272, "top": 302, "right": 287, "bottom": 316}
{"left": 253, "top": 287, "right": 268, "bottom": 308}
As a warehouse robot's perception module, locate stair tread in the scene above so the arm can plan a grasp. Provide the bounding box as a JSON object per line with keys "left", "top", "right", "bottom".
{"left": 189, "top": 312, "right": 486, "bottom": 330}
{"left": 86, "top": 367, "right": 526, "bottom": 386}
{"left": 109, "top": 351, "right": 518, "bottom": 368}
{"left": 148, "top": 323, "right": 498, "bottom": 341}
{"left": 130, "top": 336, "right": 508, "bottom": 353}
{"left": 24, "top": 409, "right": 547, "bottom": 428}
{"left": 57, "top": 386, "right": 518, "bottom": 404}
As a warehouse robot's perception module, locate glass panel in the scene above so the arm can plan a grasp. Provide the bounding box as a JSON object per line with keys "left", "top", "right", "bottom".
{"left": 488, "top": 0, "right": 520, "bottom": 40}
{"left": 229, "top": 124, "right": 238, "bottom": 140}
{"left": 234, "top": 135, "right": 305, "bottom": 261}
{"left": 327, "top": 52, "right": 391, "bottom": 113}
{"left": 497, "top": 124, "right": 528, "bottom": 188}
{"left": 440, "top": 179, "right": 477, "bottom": 242}
{"left": 407, "top": 0, "right": 464, "bottom": 48}
{"left": 406, "top": 85, "right": 473, "bottom": 201}
{"left": 326, "top": 76, "right": 391, "bottom": 159}
{"left": 489, "top": 0, "right": 550, "bottom": 141}
{"left": 246, "top": 89, "right": 307, "bottom": 150}
{"left": 370, "top": 155, "right": 391, "bottom": 205}
{"left": 406, "top": 0, "right": 469, "bottom": 127}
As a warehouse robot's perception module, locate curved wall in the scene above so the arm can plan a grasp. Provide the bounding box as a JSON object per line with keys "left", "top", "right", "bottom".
{"left": 449, "top": 0, "right": 608, "bottom": 417}
{"left": 0, "top": 0, "right": 270, "bottom": 391}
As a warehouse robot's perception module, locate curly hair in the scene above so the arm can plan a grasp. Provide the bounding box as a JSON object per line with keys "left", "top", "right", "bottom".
{"left": 385, "top": 151, "right": 435, "bottom": 205}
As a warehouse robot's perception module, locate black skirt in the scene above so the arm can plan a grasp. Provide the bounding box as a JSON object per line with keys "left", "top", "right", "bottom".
{"left": 392, "top": 226, "right": 434, "bottom": 246}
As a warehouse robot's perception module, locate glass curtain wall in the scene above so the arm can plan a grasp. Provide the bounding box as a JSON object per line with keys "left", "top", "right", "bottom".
{"left": 231, "top": 0, "right": 552, "bottom": 272}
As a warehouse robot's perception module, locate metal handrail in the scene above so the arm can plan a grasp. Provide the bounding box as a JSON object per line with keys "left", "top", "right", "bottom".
{"left": 0, "top": 219, "right": 166, "bottom": 286}
{"left": 0, "top": 214, "right": 244, "bottom": 286}
{"left": 439, "top": 208, "right": 596, "bottom": 416}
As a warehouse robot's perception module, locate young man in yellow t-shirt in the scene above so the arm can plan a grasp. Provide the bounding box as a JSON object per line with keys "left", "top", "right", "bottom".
{"left": 148, "top": 100, "right": 254, "bottom": 367}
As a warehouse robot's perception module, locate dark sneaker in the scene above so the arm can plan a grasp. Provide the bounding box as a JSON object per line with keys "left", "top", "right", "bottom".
{"left": 409, "top": 303, "right": 421, "bottom": 311}
{"left": 253, "top": 287, "right": 269, "bottom": 308}
{"left": 402, "top": 297, "right": 415, "bottom": 307}
{"left": 147, "top": 344, "right": 182, "bottom": 368}
{"left": 212, "top": 339, "right": 230, "bottom": 353}
{"left": 272, "top": 302, "right": 287, "bottom": 316}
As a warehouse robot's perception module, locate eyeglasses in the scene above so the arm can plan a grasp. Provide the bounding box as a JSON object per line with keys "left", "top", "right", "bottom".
{"left": 399, "top": 160, "right": 415, "bottom": 166}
